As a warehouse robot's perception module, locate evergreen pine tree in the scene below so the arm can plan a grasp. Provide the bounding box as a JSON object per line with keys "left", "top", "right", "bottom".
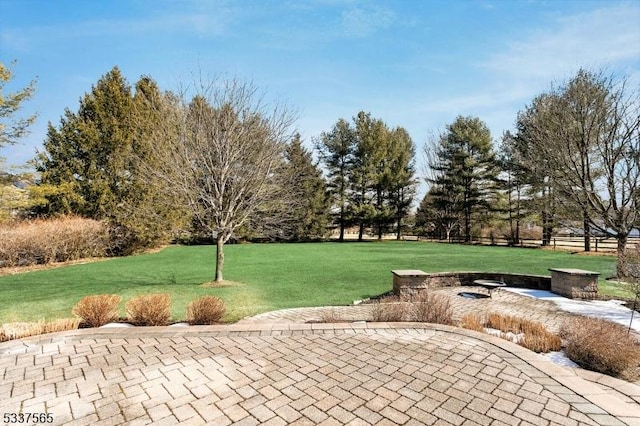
{"left": 429, "top": 116, "right": 498, "bottom": 242}
{"left": 37, "top": 68, "right": 186, "bottom": 251}
{"left": 316, "top": 118, "right": 355, "bottom": 242}
{"left": 280, "top": 134, "right": 330, "bottom": 241}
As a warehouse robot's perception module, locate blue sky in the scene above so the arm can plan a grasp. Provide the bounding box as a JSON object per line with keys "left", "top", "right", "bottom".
{"left": 1, "top": 0, "right": 639, "bottom": 182}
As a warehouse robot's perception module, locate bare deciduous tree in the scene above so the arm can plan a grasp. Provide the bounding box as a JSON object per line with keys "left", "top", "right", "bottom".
{"left": 517, "top": 69, "right": 640, "bottom": 256}
{"left": 145, "top": 79, "right": 295, "bottom": 282}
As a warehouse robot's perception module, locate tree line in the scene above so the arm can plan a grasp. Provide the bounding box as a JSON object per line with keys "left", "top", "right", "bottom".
{"left": 316, "top": 112, "right": 416, "bottom": 242}
{"left": 2, "top": 63, "right": 639, "bottom": 279}
{"left": 417, "top": 69, "right": 639, "bottom": 257}
{"left": 4, "top": 67, "right": 418, "bottom": 280}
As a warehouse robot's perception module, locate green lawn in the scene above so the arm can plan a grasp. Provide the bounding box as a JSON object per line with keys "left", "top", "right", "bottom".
{"left": 0, "top": 241, "right": 622, "bottom": 324}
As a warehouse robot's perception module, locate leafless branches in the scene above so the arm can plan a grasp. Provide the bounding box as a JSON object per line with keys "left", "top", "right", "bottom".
{"left": 143, "top": 78, "right": 296, "bottom": 281}
{"left": 517, "top": 69, "right": 640, "bottom": 254}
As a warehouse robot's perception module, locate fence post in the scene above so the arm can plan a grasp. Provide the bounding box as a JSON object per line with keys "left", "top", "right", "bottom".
{"left": 595, "top": 240, "right": 598, "bottom": 252}
{"left": 553, "top": 238, "right": 556, "bottom": 250}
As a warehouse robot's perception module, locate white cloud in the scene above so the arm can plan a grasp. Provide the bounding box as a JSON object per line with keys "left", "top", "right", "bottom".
{"left": 483, "top": 2, "right": 640, "bottom": 83}
{"left": 0, "top": 3, "right": 237, "bottom": 50}
{"left": 409, "top": 2, "right": 640, "bottom": 139}
{"left": 340, "top": 5, "right": 396, "bottom": 38}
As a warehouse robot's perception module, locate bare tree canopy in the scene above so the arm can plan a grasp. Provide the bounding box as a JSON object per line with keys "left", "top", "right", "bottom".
{"left": 516, "top": 69, "right": 640, "bottom": 255}
{"left": 145, "top": 78, "right": 296, "bottom": 281}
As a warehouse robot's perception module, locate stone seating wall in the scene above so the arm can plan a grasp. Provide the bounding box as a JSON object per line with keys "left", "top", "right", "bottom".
{"left": 393, "top": 270, "right": 601, "bottom": 300}
{"left": 393, "top": 271, "right": 551, "bottom": 296}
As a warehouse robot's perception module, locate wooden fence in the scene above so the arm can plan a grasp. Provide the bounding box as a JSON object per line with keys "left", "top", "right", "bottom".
{"left": 416, "top": 235, "right": 640, "bottom": 253}
{"left": 330, "top": 231, "right": 639, "bottom": 253}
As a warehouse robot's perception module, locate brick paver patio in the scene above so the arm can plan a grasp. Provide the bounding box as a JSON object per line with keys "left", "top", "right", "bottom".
{"left": 2, "top": 287, "right": 640, "bottom": 425}
{"left": 2, "top": 319, "right": 639, "bottom": 425}
{"left": 238, "top": 287, "right": 574, "bottom": 334}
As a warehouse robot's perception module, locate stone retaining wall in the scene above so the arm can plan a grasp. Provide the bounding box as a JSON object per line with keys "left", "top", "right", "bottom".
{"left": 393, "top": 271, "right": 551, "bottom": 296}
{"left": 549, "top": 268, "right": 599, "bottom": 299}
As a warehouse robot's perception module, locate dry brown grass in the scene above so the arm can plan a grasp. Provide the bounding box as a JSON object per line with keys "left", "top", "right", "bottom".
{"left": 186, "top": 295, "right": 226, "bottom": 325}
{"left": 460, "top": 313, "right": 485, "bottom": 332}
{"left": 319, "top": 309, "right": 343, "bottom": 323}
{"left": 0, "top": 318, "right": 81, "bottom": 342}
{"left": 0, "top": 216, "right": 109, "bottom": 268}
{"left": 370, "top": 295, "right": 406, "bottom": 322}
{"left": 462, "top": 312, "right": 561, "bottom": 353}
{"left": 72, "top": 294, "right": 122, "bottom": 328}
{"left": 408, "top": 292, "right": 454, "bottom": 325}
{"left": 368, "top": 292, "right": 454, "bottom": 325}
{"left": 521, "top": 332, "right": 562, "bottom": 353}
{"left": 126, "top": 293, "right": 172, "bottom": 326}
{"left": 486, "top": 312, "right": 521, "bottom": 333}
{"left": 561, "top": 316, "right": 640, "bottom": 380}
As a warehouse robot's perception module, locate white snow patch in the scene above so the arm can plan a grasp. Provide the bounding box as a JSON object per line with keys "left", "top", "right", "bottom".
{"left": 504, "top": 288, "right": 639, "bottom": 332}
{"left": 544, "top": 351, "right": 580, "bottom": 368}
{"left": 484, "top": 325, "right": 579, "bottom": 369}
{"left": 100, "top": 322, "right": 134, "bottom": 328}
{"left": 484, "top": 327, "right": 525, "bottom": 343}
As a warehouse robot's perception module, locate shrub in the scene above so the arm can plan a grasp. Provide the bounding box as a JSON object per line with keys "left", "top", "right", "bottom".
{"left": 186, "top": 295, "right": 226, "bottom": 325}
{"left": 462, "top": 312, "right": 560, "bottom": 353}
{"left": 561, "top": 316, "right": 640, "bottom": 380}
{"left": 520, "top": 331, "right": 562, "bottom": 353}
{"left": 617, "top": 243, "right": 640, "bottom": 330}
{"left": 126, "top": 293, "right": 171, "bottom": 326}
{"left": 72, "top": 294, "right": 122, "bottom": 327}
{"left": 486, "top": 312, "right": 521, "bottom": 333}
{"left": 408, "top": 291, "right": 429, "bottom": 322}
{"left": 44, "top": 318, "right": 82, "bottom": 333}
{"left": 319, "top": 309, "right": 342, "bottom": 323}
{"left": 486, "top": 312, "right": 561, "bottom": 353}
{"left": 460, "top": 313, "right": 485, "bottom": 332}
{"left": 409, "top": 292, "right": 454, "bottom": 325}
{"left": 0, "top": 216, "right": 109, "bottom": 268}
{"left": 370, "top": 295, "right": 406, "bottom": 322}
{"left": 618, "top": 243, "right": 640, "bottom": 281}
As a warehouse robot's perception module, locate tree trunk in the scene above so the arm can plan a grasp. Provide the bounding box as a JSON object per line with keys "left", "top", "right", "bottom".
{"left": 464, "top": 211, "right": 471, "bottom": 243}
{"left": 396, "top": 215, "right": 402, "bottom": 240}
{"left": 215, "top": 234, "right": 225, "bottom": 282}
{"left": 377, "top": 189, "right": 383, "bottom": 240}
{"left": 507, "top": 176, "right": 515, "bottom": 245}
{"left": 358, "top": 222, "right": 364, "bottom": 241}
{"left": 583, "top": 214, "right": 591, "bottom": 252}
{"left": 339, "top": 205, "right": 345, "bottom": 242}
{"left": 508, "top": 212, "right": 515, "bottom": 245}
{"left": 617, "top": 234, "right": 628, "bottom": 259}
{"left": 541, "top": 210, "right": 548, "bottom": 246}
{"left": 515, "top": 186, "right": 521, "bottom": 244}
